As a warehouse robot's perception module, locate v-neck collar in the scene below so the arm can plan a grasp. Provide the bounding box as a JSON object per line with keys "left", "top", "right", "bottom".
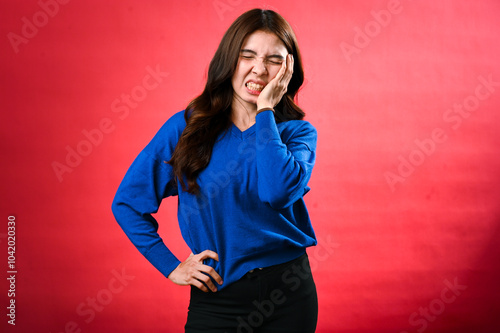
{"left": 230, "top": 122, "right": 256, "bottom": 139}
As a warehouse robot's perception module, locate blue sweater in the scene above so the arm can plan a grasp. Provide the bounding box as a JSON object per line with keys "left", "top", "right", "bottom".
{"left": 112, "top": 109, "right": 317, "bottom": 289}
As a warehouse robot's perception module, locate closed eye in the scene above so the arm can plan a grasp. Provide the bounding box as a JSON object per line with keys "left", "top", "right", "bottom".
{"left": 267, "top": 60, "right": 283, "bottom": 65}
{"left": 239, "top": 49, "right": 284, "bottom": 65}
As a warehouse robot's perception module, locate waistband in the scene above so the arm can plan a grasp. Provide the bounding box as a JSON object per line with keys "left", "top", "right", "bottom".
{"left": 245, "top": 253, "right": 308, "bottom": 278}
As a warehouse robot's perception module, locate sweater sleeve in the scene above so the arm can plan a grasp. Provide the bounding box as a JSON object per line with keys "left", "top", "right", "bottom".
{"left": 111, "top": 112, "right": 185, "bottom": 279}
{"left": 255, "top": 110, "right": 317, "bottom": 209}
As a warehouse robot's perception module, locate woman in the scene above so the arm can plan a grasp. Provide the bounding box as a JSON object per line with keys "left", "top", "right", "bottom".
{"left": 112, "top": 8, "right": 318, "bottom": 332}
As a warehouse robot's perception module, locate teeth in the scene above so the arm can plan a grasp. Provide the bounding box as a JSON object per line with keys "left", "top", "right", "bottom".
{"left": 246, "top": 82, "right": 264, "bottom": 91}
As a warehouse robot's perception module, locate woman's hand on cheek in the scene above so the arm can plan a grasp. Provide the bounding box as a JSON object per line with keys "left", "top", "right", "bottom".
{"left": 257, "top": 54, "right": 294, "bottom": 110}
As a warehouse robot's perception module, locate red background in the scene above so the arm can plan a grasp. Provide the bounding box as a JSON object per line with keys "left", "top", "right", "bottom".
{"left": 2, "top": 0, "right": 500, "bottom": 332}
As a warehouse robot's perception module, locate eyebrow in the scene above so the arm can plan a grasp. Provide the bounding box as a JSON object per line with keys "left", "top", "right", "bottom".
{"left": 240, "top": 49, "right": 285, "bottom": 60}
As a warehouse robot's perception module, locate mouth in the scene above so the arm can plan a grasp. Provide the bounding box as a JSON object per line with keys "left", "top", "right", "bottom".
{"left": 245, "top": 81, "right": 265, "bottom": 95}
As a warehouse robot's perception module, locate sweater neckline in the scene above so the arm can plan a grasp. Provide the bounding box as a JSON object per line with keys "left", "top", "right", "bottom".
{"left": 230, "top": 122, "right": 256, "bottom": 139}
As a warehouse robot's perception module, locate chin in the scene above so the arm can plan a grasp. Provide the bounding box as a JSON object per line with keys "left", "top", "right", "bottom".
{"left": 247, "top": 96, "right": 258, "bottom": 104}
{"left": 233, "top": 88, "right": 258, "bottom": 109}
{"left": 241, "top": 94, "right": 258, "bottom": 106}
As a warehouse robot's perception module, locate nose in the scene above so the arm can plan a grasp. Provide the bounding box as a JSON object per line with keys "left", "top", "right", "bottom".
{"left": 251, "top": 58, "right": 268, "bottom": 76}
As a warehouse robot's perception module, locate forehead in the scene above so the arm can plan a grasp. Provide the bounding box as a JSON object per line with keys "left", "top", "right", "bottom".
{"left": 241, "top": 30, "right": 287, "bottom": 54}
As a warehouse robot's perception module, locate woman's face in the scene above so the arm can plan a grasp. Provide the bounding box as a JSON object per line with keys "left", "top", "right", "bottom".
{"left": 231, "top": 30, "right": 288, "bottom": 110}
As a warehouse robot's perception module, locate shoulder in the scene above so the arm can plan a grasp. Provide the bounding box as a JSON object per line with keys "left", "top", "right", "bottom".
{"left": 143, "top": 110, "right": 187, "bottom": 154}
{"left": 152, "top": 110, "right": 187, "bottom": 140}
{"left": 160, "top": 110, "right": 187, "bottom": 133}
{"left": 277, "top": 119, "right": 317, "bottom": 148}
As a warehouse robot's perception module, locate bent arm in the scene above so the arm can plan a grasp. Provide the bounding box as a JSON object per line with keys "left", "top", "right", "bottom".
{"left": 111, "top": 112, "right": 186, "bottom": 279}
{"left": 255, "top": 110, "right": 317, "bottom": 209}
{"left": 112, "top": 151, "right": 181, "bottom": 278}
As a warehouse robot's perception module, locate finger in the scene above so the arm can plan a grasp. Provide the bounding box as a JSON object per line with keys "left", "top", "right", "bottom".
{"left": 283, "top": 54, "right": 294, "bottom": 83}
{"left": 276, "top": 55, "right": 291, "bottom": 87}
{"left": 192, "top": 272, "right": 218, "bottom": 292}
{"left": 198, "top": 264, "right": 224, "bottom": 285}
{"left": 278, "top": 59, "right": 287, "bottom": 82}
{"left": 196, "top": 250, "right": 219, "bottom": 262}
{"left": 191, "top": 279, "right": 209, "bottom": 293}
{"left": 269, "top": 59, "right": 286, "bottom": 85}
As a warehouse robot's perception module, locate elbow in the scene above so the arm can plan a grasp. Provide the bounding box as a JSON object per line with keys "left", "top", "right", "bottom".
{"left": 258, "top": 169, "right": 312, "bottom": 209}
{"left": 258, "top": 187, "right": 298, "bottom": 210}
{"left": 111, "top": 195, "right": 127, "bottom": 223}
{"left": 111, "top": 195, "right": 120, "bottom": 217}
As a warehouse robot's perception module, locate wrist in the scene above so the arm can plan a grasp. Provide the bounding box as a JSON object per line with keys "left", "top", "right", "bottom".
{"left": 256, "top": 100, "right": 274, "bottom": 110}
{"left": 256, "top": 107, "right": 275, "bottom": 115}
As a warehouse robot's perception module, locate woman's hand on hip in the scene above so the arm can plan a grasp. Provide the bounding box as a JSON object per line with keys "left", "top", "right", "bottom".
{"left": 168, "top": 250, "right": 223, "bottom": 292}
{"left": 257, "top": 54, "right": 294, "bottom": 110}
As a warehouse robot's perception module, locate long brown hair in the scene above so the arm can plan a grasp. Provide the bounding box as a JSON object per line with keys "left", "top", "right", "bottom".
{"left": 168, "top": 9, "right": 305, "bottom": 194}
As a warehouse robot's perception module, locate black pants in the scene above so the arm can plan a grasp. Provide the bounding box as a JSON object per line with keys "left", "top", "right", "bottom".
{"left": 185, "top": 253, "right": 318, "bottom": 333}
